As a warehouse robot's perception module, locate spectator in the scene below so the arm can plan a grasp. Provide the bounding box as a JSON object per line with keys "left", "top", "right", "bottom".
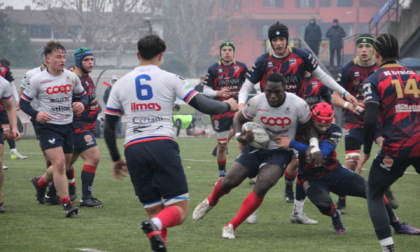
{"left": 304, "top": 17, "right": 322, "bottom": 56}
{"left": 326, "top": 19, "right": 346, "bottom": 68}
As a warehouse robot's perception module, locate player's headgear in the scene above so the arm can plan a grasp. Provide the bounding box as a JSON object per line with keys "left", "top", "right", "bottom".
{"left": 74, "top": 47, "right": 94, "bottom": 72}
{"left": 39, "top": 47, "right": 45, "bottom": 65}
{"left": 373, "top": 33, "right": 400, "bottom": 60}
{"left": 268, "top": 22, "right": 289, "bottom": 42}
{"left": 219, "top": 41, "right": 235, "bottom": 57}
{"left": 312, "top": 102, "right": 334, "bottom": 124}
{"left": 356, "top": 34, "right": 375, "bottom": 47}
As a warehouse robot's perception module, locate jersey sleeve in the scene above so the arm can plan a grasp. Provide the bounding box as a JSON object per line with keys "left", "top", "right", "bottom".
{"left": 296, "top": 97, "right": 311, "bottom": 124}
{"left": 204, "top": 65, "right": 216, "bottom": 89}
{"left": 323, "top": 124, "right": 343, "bottom": 147}
{"left": 105, "top": 84, "right": 123, "bottom": 117}
{"left": 72, "top": 75, "right": 86, "bottom": 97}
{"left": 301, "top": 49, "right": 318, "bottom": 73}
{"left": 172, "top": 74, "right": 198, "bottom": 103}
{"left": 21, "top": 75, "right": 38, "bottom": 102}
{"left": 246, "top": 53, "right": 267, "bottom": 84}
{"left": 241, "top": 95, "right": 259, "bottom": 120}
{"left": 0, "top": 77, "right": 12, "bottom": 99}
{"left": 362, "top": 74, "right": 379, "bottom": 104}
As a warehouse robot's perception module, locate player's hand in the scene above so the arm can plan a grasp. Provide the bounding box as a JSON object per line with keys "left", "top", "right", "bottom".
{"left": 356, "top": 154, "right": 370, "bottom": 174}
{"left": 344, "top": 93, "right": 358, "bottom": 107}
{"left": 72, "top": 102, "right": 85, "bottom": 115}
{"left": 217, "top": 88, "right": 231, "bottom": 98}
{"left": 306, "top": 146, "right": 323, "bottom": 166}
{"left": 36, "top": 111, "right": 52, "bottom": 124}
{"left": 224, "top": 98, "right": 238, "bottom": 112}
{"left": 236, "top": 129, "right": 253, "bottom": 144}
{"left": 275, "top": 136, "right": 291, "bottom": 148}
{"left": 113, "top": 159, "right": 128, "bottom": 179}
{"left": 10, "top": 127, "right": 21, "bottom": 141}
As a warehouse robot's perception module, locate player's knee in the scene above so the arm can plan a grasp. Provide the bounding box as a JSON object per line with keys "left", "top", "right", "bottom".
{"left": 306, "top": 186, "right": 333, "bottom": 215}
{"left": 345, "top": 152, "right": 360, "bottom": 171}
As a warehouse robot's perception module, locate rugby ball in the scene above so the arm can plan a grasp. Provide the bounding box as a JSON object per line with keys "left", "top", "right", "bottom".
{"left": 241, "top": 122, "right": 270, "bottom": 149}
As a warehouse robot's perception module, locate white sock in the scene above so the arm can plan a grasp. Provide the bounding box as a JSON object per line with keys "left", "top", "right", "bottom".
{"left": 10, "top": 149, "right": 17, "bottom": 154}
{"left": 151, "top": 217, "right": 162, "bottom": 230}
{"left": 379, "top": 237, "right": 393, "bottom": 246}
{"left": 293, "top": 199, "right": 305, "bottom": 214}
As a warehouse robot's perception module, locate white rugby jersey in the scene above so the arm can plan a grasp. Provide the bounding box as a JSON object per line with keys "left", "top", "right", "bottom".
{"left": 21, "top": 69, "right": 86, "bottom": 125}
{"left": 105, "top": 65, "right": 198, "bottom": 146}
{"left": 20, "top": 66, "right": 43, "bottom": 110}
{"left": 242, "top": 92, "right": 311, "bottom": 150}
{"left": 0, "top": 76, "right": 12, "bottom": 101}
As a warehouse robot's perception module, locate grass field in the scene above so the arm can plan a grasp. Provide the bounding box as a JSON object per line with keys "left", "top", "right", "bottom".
{"left": 1, "top": 137, "right": 419, "bottom": 252}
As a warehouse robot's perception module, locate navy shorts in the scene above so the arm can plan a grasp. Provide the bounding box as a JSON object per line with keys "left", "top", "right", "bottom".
{"left": 0, "top": 110, "right": 8, "bottom": 124}
{"left": 214, "top": 116, "right": 233, "bottom": 133}
{"left": 36, "top": 123, "right": 74, "bottom": 153}
{"left": 235, "top": 145, "right": 293, "bottom": 178}
{"left": 0, "top": 126, "right": 4, "bottom": 145}
{"left": 345, "top": 127, "right": 381, "bottom": 151}
{"left": 306, "top": 165, "right": 366, "bottom": 197}
{"left": 124, "top": 139, "right": 188, "bottom": 205}
{"left": 73, "top": 130, "right": 97, "bottom": 154}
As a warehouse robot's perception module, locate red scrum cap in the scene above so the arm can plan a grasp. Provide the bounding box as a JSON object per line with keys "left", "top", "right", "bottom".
{"left": 312, "top": 102, "right": 334, "bottom": 124}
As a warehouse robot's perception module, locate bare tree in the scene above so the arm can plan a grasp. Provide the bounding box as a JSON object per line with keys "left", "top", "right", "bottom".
{"left": 33, "top": 0, "right": 155, "bottom": 67}
{"left": 157, "top": 0, "right": 246, "bottom": 77}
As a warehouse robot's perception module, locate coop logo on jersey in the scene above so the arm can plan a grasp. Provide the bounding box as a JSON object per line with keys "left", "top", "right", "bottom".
{"left": 46, "top": 84, "right": 72, "bottom": 95}
{"left": 130, "top": 102, "right": 161, "bottom": 111}
{"left": 260, "top": 116, "right": 291, "bottom": 127}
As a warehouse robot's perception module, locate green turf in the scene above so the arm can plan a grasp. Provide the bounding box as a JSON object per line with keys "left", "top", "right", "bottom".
{"left": 1, "top": 137, "right": 419, "bottom": 252}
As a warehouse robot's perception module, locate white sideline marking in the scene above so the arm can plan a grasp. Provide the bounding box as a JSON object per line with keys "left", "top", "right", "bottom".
{"left": 77, "top": 248, "right": 108, "bottom": 252}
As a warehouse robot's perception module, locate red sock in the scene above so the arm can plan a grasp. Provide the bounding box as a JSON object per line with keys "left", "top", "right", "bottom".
{"left": 161, "top": 228, "right": 167, "bottom": 243}
{"left": 154, "top": 206, "right": 182, "bottom": 229}
{"left": 284, "top": 169, "right": 297, "bottom": 180}
{"left": 60, "top": 195, "right": 71, "bottom": 204}
{"left": 37, "top": 176, "right": 48, "bottom": 189}
{"left": 66, "top": 166, "right": 76, "bottom": 186}
{"left": 229, "top": 191, "right": 263, "bottom": 229}
{"left": 208, "top": 178, "right": 230, "bottom": 206}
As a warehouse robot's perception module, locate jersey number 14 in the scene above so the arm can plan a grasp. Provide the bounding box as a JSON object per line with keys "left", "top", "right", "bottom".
{"left": 392, "top": 79, "right": 420, "bottom": 98}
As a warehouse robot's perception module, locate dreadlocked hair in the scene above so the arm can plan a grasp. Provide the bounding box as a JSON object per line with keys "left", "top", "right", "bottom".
{"left": 373, "top": 34, "right": 400, "bottom": 61}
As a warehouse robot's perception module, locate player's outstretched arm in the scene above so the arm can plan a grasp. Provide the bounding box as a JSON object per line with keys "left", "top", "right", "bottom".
{"left": 188, "top": 93, "right": 237, "bottom": 115}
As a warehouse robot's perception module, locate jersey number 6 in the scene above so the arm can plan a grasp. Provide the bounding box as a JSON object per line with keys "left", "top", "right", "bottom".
{"left": 135, "top": 74, "right": 153, "bottom": 100}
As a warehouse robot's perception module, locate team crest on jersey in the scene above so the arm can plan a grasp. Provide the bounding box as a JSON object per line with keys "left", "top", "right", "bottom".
{"left": 234, "top": 66, "right": 240, "bottom": 71}
{"left": 311, "top": 81, "right": 318, "bottom": 87}
{"left": 285, "top": 106, "right": 291, "bottom": 115}
{"left": 289, "top": 58, "right": 296, "bottom": 65}
{"left": 218, "top": 69, "right": 223, "bottom": 74}
{"left": 267, "top": 62, "right": 274, "bottom": 68}
{"left": 354, "top": 72, "right": 360, "bottom": 77}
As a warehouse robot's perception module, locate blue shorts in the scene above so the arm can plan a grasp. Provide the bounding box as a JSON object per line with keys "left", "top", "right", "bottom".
{"left": 234, "top": 145, "right": 293, "bottom": 178}
{"left": 73, "top": 130, "right": 97, "bottom": 154}
{"left": 124, "top": 139, "right": 188, "bottom": 205}
{"left": 36, "top": 123, "right": 74, "bottom": 153}
{"left": 214, "top": 116, "right": 233, "bottom": 133}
